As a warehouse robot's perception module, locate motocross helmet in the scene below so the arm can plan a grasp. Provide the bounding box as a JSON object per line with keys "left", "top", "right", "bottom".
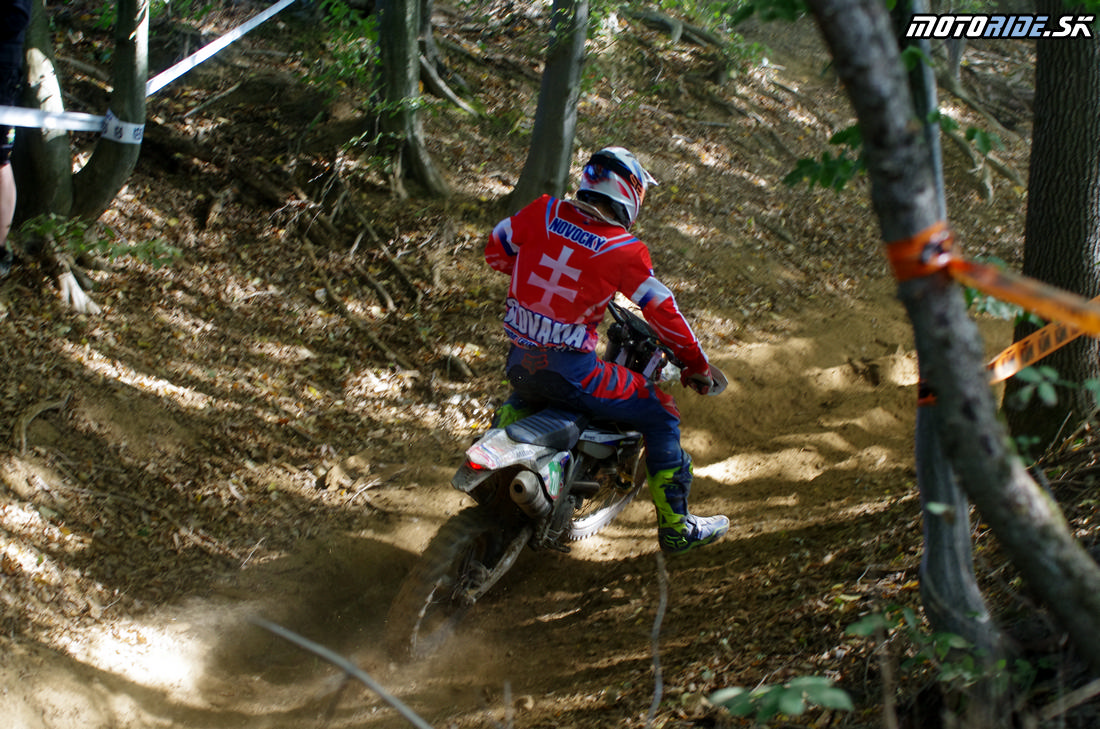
{"left": 577, "top": 147, "right": 658, "bottom": 228}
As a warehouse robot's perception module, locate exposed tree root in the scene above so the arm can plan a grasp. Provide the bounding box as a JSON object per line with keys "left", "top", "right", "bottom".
{"left": 14, "top": 393, "right": 71, "bottom": 455}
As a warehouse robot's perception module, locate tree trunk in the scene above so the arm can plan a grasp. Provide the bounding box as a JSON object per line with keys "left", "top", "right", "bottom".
{"left": 807, "top": 0, "right": 1100, "bottom": 673}
{"left": 70, "top": 0, "right": 148, "bottom": 221}
{"left": 892, "top": 0, "right": 1004, "bottom": 688}
{"left": 507, "top": 0, "right": 588, "bottom": 209}
{"left": 15, "top": 0, "right": 72, "bottom": 220}
{"left": 377, "top": 0, "right": 449, "bottom": 198}
{"left": 419, "top": 0, "right": 440, "bottom": 69}
{"left": 1005, "top": 0, "right": 1100, "bottom": 450}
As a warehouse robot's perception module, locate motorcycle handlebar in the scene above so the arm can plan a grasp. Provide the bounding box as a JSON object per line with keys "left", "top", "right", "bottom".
{"left": 607, "top": 301, "right": 728, "bottom": 397}
{"left": 606, "top": 301, "right": 684, "bottom": 368}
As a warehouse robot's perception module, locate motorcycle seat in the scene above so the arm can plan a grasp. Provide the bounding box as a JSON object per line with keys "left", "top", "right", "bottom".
{"left": 505, "top": 408, "right": 587, "bottom": 451}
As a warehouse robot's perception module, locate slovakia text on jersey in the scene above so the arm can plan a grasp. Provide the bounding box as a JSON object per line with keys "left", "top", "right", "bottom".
{"left": 503, "top": 297, "right": 590, "bottom": 350}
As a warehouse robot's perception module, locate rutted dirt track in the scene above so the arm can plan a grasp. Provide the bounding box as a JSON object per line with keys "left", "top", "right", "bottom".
{"left": 0, "top": 4, "right": 1037, "bottom": 728}
{"left": 3, "top": 278, "right": 965, "bottom": 729}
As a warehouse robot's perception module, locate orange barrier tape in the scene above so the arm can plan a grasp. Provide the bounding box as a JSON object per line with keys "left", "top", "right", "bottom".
{"left": 886, "top": 221, "right": 954, "bottom": 281}
{"left": 917, "top": 380, "right": 937, "bottom": 407}
{"left": 949, "top": 260, "right": 1100, "bottom": 339}
{"left": 889, "top": 222, "right": 1100, "bottom": 394}
{"left": 987, "top": 320, "right": 1083, "bottom": 384}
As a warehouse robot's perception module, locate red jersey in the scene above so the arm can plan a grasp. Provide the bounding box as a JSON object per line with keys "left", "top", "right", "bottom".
{"left": 485, "top": 195, "right": 708, "bottom": 375}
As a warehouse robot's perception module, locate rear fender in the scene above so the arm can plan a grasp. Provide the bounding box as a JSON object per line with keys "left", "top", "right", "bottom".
{"left": 452, "top": 428, "right": 556, "bottom": 493}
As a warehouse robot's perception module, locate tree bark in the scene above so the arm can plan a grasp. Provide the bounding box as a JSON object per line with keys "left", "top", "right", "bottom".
{"left": 807, "top": 0, "right": 1100, "bottom": 672}
{"left": 15, "top": 0, "right": 72, "bottom": 220}
{"left": 891, "top": 0, "right": 1004, "bottom": 689}
{"left": 377, "top": 0, "right": 449, "bottom": 198}
{"left": 1005, "top": 0, "right": 1100, "bottom": 450}
{"left": 507, "top": 0, "right": 588, "bottom": 209}
{"left": 70, "top": 0, "right": 148, "bottom": 221}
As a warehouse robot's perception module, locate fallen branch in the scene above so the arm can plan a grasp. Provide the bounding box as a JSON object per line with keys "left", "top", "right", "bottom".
{"left": 420, "top": 53, "right": 479, "bottom": 116}
{"left": 625, "top": 8, "right": 725, "bottom": 47}
{"left": 302, "top": 235, "right": 413, "bottom": 369}
{"left": 20, "top": 233, "right": 102, "bottom": 315}
{"left": 184, "top": 81, "right": 242, "bottom": 118}
{"left": 941, "top": 127, "right": 996, "bottom": 200}
{"left": 937, "top": 71, "right": 1022, "bottom": 145}
{"left": 1040, "top": 677, "right": 1100, "bottom": 723}
{"left": 644, "top": 553, "right": 669, "bottom": 729}
{"left": 355, "top": 211, "right": 424, "bottom": 304}
{"left": 435, "top": 36, "right": 541, "bottom": 82}
{"left": 349, "top": 232, "right": 397, "bottom": 312}
{"left": 252, "top": 618, "right": 435, "bottom": 729}
{"left": 58, "top": 269, "right": 101, "bottom": 315}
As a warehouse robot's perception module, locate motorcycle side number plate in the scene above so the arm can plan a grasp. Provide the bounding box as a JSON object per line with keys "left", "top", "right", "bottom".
{"left": 467, "top": 435, "right": 544, "bottom": 470}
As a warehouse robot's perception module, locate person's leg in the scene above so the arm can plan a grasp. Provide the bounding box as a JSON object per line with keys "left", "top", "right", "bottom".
{"left": 0, "top": 156, "right": 14, "bottom": 242}
{"left": 0, "top": 60, "right": 20, "bottom": 276}
{"left": 0, "top": 156, "right": 13, "bottom": 277}
{"left": 492, "top": 391, "right": 536, "bottom": 428}
{"left": 645, "top": 451, "right": 729, "bottom": 554}
{"left": 572, "top": 357, "right": 729, "bottom": 554}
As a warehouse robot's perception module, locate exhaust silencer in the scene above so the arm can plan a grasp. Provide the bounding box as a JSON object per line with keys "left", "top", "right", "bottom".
{"left": 510, "top": 471, "right": 551, "bottom": 518}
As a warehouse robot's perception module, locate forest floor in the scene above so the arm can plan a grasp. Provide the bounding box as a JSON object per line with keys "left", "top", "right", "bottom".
{"left": 1, "top": 2, "right": 1097, "bottom": 728}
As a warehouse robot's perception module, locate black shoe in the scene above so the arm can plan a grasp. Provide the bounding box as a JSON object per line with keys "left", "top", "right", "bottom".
{"left": 0, "top": 247, "right": 11, "bottom": 277}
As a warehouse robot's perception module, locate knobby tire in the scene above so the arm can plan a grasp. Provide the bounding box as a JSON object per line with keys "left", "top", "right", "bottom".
{"left": 385, "top": 505, "right": 515, "bottom": 661}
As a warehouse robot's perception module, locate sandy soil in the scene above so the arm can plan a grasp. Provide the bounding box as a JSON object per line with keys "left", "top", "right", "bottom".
{"left": 0, "top": 6, "right": 1036, "bottom": 729}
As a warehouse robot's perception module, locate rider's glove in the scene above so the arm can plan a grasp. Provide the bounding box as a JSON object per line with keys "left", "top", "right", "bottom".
{"left": 681, "top": 366, "right": 713, "bottom": 395}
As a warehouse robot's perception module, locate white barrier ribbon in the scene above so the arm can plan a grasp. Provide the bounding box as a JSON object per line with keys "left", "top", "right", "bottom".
{"left": 0, "top": 0, "right": 297, "bottom": 137}
{"left": 101, "top": 109, "right": 144, "bottom": 144}
{"left": 0, "top": 104, "right": 104, "bottom": 132}
{"left": 145, "top": 0, "right": 298, "bottom": 96}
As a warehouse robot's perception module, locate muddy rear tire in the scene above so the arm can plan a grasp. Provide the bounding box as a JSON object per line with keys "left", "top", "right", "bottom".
{"left": 385, "top": 505, "right": 516, "bottom": 660}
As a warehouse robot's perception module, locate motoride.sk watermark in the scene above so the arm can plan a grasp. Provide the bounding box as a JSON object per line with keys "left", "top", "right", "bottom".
{"left": 906, "top": 14, "right": 1095, "bottom": 39}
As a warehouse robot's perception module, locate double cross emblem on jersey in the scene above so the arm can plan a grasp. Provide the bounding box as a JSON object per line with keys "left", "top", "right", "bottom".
{"left": 528, "top": 247, "right": 582, "bottom": 309}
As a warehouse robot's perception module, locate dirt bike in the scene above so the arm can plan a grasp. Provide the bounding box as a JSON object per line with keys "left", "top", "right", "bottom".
{"left": 385, "top": 301, "right": 728, "bottom": 660}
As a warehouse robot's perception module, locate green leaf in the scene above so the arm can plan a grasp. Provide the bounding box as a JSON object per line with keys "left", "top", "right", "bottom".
{"left": 965, "top": 127, "right": 1003, "bottom": 155}
{"left": 756, "top": 687, "right": 783, "bottom": 722}
{"left": 846, "top": 612, "right": 887, "bottom": 637}
{"left": 929, "top": 109, "right": 960, "bottom": 133}
{"left": 828, "top": 124, "right": 862, "bottom": 148}
{"left": 710, "top": 687, "right": 754, "bottom": 716}
{"left": 899, "top": 45, "right": 933, "bottom": 71}
{"left": 808, "top": 686, "right": 855, "bottom": 711}
{"left": 778, "top": 687, "right": 807, "bottom": 716}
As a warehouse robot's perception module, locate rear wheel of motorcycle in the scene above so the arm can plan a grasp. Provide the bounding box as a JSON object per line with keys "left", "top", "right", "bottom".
{"left": 566, "top": 454, "right": 646, "bottom": 540}
{"left": 386, "top": 505, "right": 515, "bottom": 660}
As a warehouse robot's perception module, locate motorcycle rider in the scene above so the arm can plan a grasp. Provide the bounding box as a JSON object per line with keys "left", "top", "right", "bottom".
{"left": 485, "top": 146, "right": 729, "bottom": 555}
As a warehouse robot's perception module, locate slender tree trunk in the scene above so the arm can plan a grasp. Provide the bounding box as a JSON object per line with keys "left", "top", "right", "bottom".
{"left": 419, "top": 0, "right": 440, "bottom": 69}
{"left": 807, "top": 0, "right": 1100, "bottom": 672}
{"left": 15, "top": 0, "right": 72, "bottom": 220}
{"left": 508, "top": 0, "right": 588, "bottom": 209}
{"left": 892, "top": 0, "right": 1005, "bottom": 698}
{"left": 71, "top": 0, "right": 148, "bottom": 220}
{"left": 1005, "top": 0, "right": 1100, "bottom": 450}
{"left": 377, "top": 0, "right": 449, "bottom": 198}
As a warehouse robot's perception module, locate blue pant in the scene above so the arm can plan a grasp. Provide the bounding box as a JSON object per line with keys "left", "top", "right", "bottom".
{"left": 502, "top": 345, "right": 688, "bottom": 475}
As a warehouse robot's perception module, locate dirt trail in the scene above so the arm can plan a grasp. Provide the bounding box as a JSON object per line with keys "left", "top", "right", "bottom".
{"left": 0, "top": 8, "right": 1031, "bottom": 729}
{"left": 3, "top": 279, "right": 1008, "bottom": 729}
